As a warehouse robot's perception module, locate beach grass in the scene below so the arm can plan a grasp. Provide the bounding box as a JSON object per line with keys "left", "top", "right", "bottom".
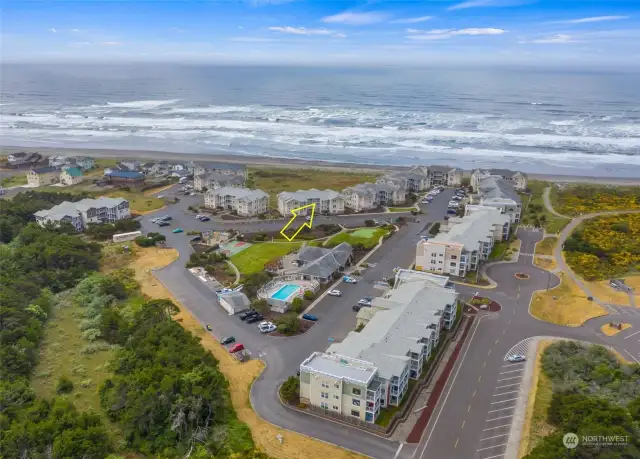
{"left": 231, "top": 242, "right": 302, "bottom": 275}
{"left": 1, "top": 174, "right": 27, "bottom": 187}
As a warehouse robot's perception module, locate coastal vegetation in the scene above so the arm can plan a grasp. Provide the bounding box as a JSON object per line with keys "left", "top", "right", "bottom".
{"left": 325, "top": 227, "right": 389, "bottom": 250}
{"left": 523, "top": 341, "right": 640, "bottom": 459}
{"left": 1, "top": 173, "right": 28, "bottom": 187}
{"left": 231, "top": 241, "right": 302, "bottom": 275}
{"left": 534, "top": 237, "right": 557, "bottom": 257}
{"left": 246, "top": 166, "right": 379, "bottom": 208}
{"left": 519, "top": 181, "right": 569, "bottom": 234}
{"left": 564, "top": 214, "right": 640, "bottom": 281}
{"left": 555, "top": 184, "right": 640, "bottom": 216}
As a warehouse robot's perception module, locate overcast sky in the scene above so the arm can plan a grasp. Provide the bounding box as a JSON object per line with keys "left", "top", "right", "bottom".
{"left": 3, "top": 0, "right": 639, "bottom": 67}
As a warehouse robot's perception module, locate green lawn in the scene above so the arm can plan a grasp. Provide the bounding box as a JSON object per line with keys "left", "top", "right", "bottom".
{"left": 326, "top": 227, "right": 389, "bottom": 249}
{"left": 231, "top": 242, "right": 302, "bottom": 275}
{"left": 520, "top": 181, "right": 570, "bottom": 234}
{"left": 489, "top": 241, "right": 509, "bottom": 260}
{"left": 375, "top": 379, "right": 417, "bottom": 427}
{"left": 387, "top": 207, "right": 415, "bottom": 212}
{"left": 1, "top": 174, "right": 27, "bottom": 187}
{"left": 248, "top": 166, "right": 379, "bottom": 208}
{"left": 351, "top": 227, "right": 379, "bottom": 238}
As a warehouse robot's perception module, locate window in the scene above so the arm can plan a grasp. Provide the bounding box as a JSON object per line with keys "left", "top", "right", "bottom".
{"left": 352, "top": 399, "right": 361, "bottom": 407}
{"left": 321, "top": 382, "right": 329, "bottom": 388}
{"left": 439, "top": 261, "right": 443, "bottom": 264}
{"left": 321, "top": 402, "right": 328, "bottom": 409}
{"left": 439, "top": 253, "right": 443, "bottom": 257}
{"left": 351, "top": 410, "right": 360, "bottom": 417}
{"left": 321, "top": 392, "right": 328, "bottom": 399}
{"left": 352, "top": 388, "right": 362, "bottom": 396}
{"left": 450, "top": 262, "right": 456, "bottom": 267}
{"left": 431, "top": 260, "right": 436, "bottom": 264}
{"left": 450, "top": 255, "right": 457, "bottom": 260}
{"left": 333, "top": 405, "right": 339, "bottom": 410}
{"left": 334, "top": 383, "right": 340, "bottom": 389}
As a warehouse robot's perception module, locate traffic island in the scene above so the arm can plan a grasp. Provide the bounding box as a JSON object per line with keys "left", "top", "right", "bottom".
{"left": 467, "top": 296, "right": 501, "bottom": 313}
{"left": 515, "top": 272, "right": 531, "bottom": 280}
{"left": 601, "top": 322, "right": 632, "bottom": 337}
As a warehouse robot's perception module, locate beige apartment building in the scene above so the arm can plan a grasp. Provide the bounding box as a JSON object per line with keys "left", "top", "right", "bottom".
{"left": 277, "top": 189, "right": 345, "bottom": 216}
{"left": 27, "top": 166, "right": 60, "bottom": 187}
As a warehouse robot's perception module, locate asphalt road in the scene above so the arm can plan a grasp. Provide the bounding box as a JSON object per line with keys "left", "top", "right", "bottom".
{"left": 140, "top": 185, "right": 456, "bottom": 459}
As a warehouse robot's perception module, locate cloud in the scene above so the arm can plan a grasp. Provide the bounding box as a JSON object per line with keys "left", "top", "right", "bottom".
{"left": 448, "top": 0, "right": 527, "bottom": 11}
{"left": 322, "top": 11, "right": 387, "bottom": 25}
{"left": 552, "top": 16, "right": 630, "bottom": 24}
{"left": 391, "top": 16, "right": 433, "bottom": 24}
{"left": 269, "top": 26, "right": 334, "bottom": 35}
{"left": 70, "top": 28, "right": 80, "bottom": 32}
{"left": 528, "top": 34, "right": 578, "bottom": 44}
{"left": 101, "top": 41, "right": 123, "bottom": 46}
{"left": 407, "top": 28, "right": 506, "bottom": 40}
{"left": 48, "top": 28, "right": 57, "bottom": 33}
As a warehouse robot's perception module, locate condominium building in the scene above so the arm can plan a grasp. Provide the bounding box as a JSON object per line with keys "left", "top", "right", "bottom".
{"left": 60, "top": 167, "right": 84, "bottom": 186}
{"left": 27, "top": 166, "right": 60, "bottom": 187}
{"left": 342, "top": 182, "right": 406, "bottom": 211}
{"left": 415, "top": 207, "right": 510, "bottom": 277}
{"left": 378, "top": 165, "right": 463, "bottom": 193}
{"left": 300, "top": 271, "right": 457, "bottom": 423}
{"left": 204, "top": 187, "right": 269, "bottom": 216}
{"left": 34, "top": 197, "right": 130, "bottom": 231}
{"left": 472, "top": 175, "right": 522, "bottom": 224}
{"left": 471, "top": 169, "right": 527, "bottom": 191}
{"left": 191, "top": 162, "right": 248, "bottom": 179}
{"left": 195, "top": 172, "right": 245, "bottom": 191}
{"left": 277, "top": 189, "right": 345, "bottom": 216}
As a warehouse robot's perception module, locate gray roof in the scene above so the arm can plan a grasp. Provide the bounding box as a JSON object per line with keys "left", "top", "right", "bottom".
{"left": 34, "top": 201, "right": 80, "bottom": 221}
{"left": 219, "top": 291, "right": 250, "bottom": 312}
{"left": 195, "top": 161, "right": 247, "bottom": 172}
{"left": 75, "top": 197, "right": 128, "bottom": 211}
{"left": 32, "top": 166, "right": 59, "bottom": 174}
{"left": 279, "top": 189, "right": 343, "bottom": 203}
{"left": 296, "top": 242, "right": 353, "bottom": 278}
{"left": 428, "top": 165, "right": 456, "bottom": 173}
{"left": 344, "top": 181, "right": 400, "bottom": 196}
{"left": 434, "top": 208, "right": 509, "bottom": 249}
{"left": 301, "top": 352, "right": 378, "bottom": 385}
{"left": 207, "top": 186, "right": 268, "bottom": 202}
{"left": 327, "top": 276, "right": 457, "bottom": 380}
{"left": 200, "top": 172, "right": 245, "bottom": 186}
{"left": 478, "top": 176, "right": 520, "bottom": 203}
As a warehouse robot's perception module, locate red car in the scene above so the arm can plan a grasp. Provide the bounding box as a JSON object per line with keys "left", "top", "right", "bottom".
{"left": 229, "top": 343, "right": 245, "bottom": 353}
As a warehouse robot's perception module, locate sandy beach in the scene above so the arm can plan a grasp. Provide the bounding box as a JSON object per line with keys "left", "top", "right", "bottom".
{"left": 2, "top": 145, "right": 639, "bottom": 185}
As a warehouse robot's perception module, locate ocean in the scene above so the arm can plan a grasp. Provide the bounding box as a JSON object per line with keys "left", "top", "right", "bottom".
{"left": 2, "top": 63, "right": 639, "bottom": 177}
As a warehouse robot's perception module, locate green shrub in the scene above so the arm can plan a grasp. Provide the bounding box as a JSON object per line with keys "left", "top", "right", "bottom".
{"left": 56, "top": 376, "right": 74, "bottom": 394}
{"left": 280, "top": 376, "right": 300, "bottom": 404}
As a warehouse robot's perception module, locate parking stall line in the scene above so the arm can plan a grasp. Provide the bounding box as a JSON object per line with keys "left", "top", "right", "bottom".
{"left": 481, "top": 454, "right": 505, "bottom": 459}
{"left": 496, "top": 376, "right": 522, "bottom": 382}
{"left": 477, "top": 443, "right": 507, "bottom": 452}
{"left": 491, "top": 397, "right": 518, "bottom": 405}
{"left": 624, "top": 330, "right": 640, "bottom": 340}
{"left": 495, "top": 383, "right": 520, "bottom": 389}
{"left": 483, "top": 424, "right": 511, "bottom": 431}
{"left": 480, "top": 433, "right": 509, "bottom": 441}
{"left": 488, "top": 406, "right": 515, "bottom": 413}
{"left": 486, "top": 415, "right": 513, "bottom": 422}
{"left": 499, "top": 369, "right": 523, "bottom": 375}
{"left": 493, "top": 390, "right": 519, "bottom": 397}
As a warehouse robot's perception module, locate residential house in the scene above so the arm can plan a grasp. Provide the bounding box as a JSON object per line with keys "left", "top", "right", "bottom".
{"left": 192, "top": 162, "right": 248, "bottom": 179}
{"left": 172, "top": 164, "right": 187, "bottom": 172}
{"left": 471, "top": 169, "right": 527, "bottom": 191}
{"left": 27, "top": 166, "right": 60, "bottom": 187}
{"left": 74, "top": 157, "right": 95, "bottom": 171}
{"left": 149, "top": 161, "right": 170, "bottom": 176}
{"left": 300, "top": 270, "right": 457, "bottom": 422}
{"left": 278, "top": 189, "right": 345, "bottom": 216}
{"left": 141, "top": 162, "right": 156, "bottom": 174}
{"left": 294, "top": 242, "right": 354, "bottom": 283}
{"left": 48, "top": 155, "right": 75, "bottom": 168}
{"left": 118, "top": 160, "right": 140, "bottom": 172}
{"left": 343, "top": 182, "right": 406, "bottom": 212}
{"left": 204, "top": 187, "right": 269, "bottom": 217}
{"left": 60, "top": 167, "right": 84, "bottom": 186}
{"left": 195, "top": 172, "right": 245, "bottom": 191}
{"left": 218, "top": 291, "right": 251, "bottom": 315}
{"left": 7, "top": 152, "right": 43, "bottom": 168}
{"left": 104, "top": 171, "right": 145, "bottom": 185}
{"left": 415, "top": 207, "right": 510, "bottom": 277}
{"left": 170, "top": 170, "right": 190, "bottom": 179}
{"left": 34, "top": 197, "right": 130, "bottom": 231}
{"left": 472, "top": 175, "right": 522, "bottom": 223}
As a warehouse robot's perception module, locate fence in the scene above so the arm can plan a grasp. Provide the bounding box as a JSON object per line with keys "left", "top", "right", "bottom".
{"left": 112, "top": 230, "right": 142, "bottom": 243}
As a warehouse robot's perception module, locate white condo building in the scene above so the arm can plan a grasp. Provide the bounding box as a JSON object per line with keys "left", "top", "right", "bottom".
{"left": 300, "top": 271, "right": 458, "bottom": 423}
{"left": 204, "top": 187, "right": 269, "bottom": 217}
{"left": 471, "top": 169, "right": 527, "bottom": 192}
{"left": 34, "top": 197, "right": 130, "bottom": 231}
{"left": 277, "top": 189, "right": 345, "bottom": 216}
{"left": 471, "top": 175, "right": 522, "bottom": 224}
{"left": 342, "top": 182, "right": 406, "bottom": 211}
{"left": 415, "top": 206, "right": 510, "bottom": 277}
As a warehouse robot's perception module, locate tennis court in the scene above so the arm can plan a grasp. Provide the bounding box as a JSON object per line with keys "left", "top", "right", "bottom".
{"left": 219, "top": 240, "right": 252, "bottom": 257}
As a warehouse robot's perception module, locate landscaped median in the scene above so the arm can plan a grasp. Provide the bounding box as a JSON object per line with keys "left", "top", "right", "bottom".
{"left": 325, "top": 226, "right": 391, "bottom": 249}
{"left": 533, "top": 237, "right": 557, "bottom": 271}
{"left": 530, "top": 275, "right": 608, "bottom": 326}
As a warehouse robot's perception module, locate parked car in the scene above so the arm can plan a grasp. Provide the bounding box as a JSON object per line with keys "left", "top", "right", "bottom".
{"left": 239, "top": 310, "right": 257, "bottom": 321}
{"left": 258, "top": 322, "right": 277, "bottom": 333}
{"left": 199, "top": 216, "right": 211, "bottom": 222}
{"left": 358, "top": 297, "right": 372, "bottom": 306}
{"left": 191, "top": 236, "right": 202, "bottom": 242}
{"left": 229, "top": 343, "right": 245, "bottom": 353}
{"left": 507, "top": 354, "right": 526, "bottom": 363}
{"left": 352, "top": 305, "right": 362, "bottom": 312}
{"left": 158, "top": 222, "right": 170, "bottom": 227}
{"left": 206, "top": 325, "right": 212, "bottom": 331}
{"left": 447, "top": 209, "right": 458, "bottom": 215}
{"left": 196, "top": 214, "right": 204, "bottom": 219}
{"left": 157, "top": 195, "right": 164, "bottom": 199}
{"left": 161, "top": 215, "right": 172, "bottom": 220}
{"left": 305, "top": 215, "right": 312, "bottom": 221}
{"left": 189, "top": 192, "right": 196, "bottom": 196}
{"left": 302, "top": 313, "right": 318, "bottom": 321}
{"left": 343, "top": 276, "right": 357, "bottom": 284}
{"left": 246, "top": 314, "right": 264, "bottom": 324}
{"left": 172, "top": 228, "right": 184, "bottom": 233}
{"left": 220, "top": 336, "right": 235, "bottom": 345}
{"left": 328, "top": 290, "right": 342, "bottom": 297}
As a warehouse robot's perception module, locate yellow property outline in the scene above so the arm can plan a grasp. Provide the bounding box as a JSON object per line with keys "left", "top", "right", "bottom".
{"left": 279, "top": 203, "right": 316, "bottom": 242}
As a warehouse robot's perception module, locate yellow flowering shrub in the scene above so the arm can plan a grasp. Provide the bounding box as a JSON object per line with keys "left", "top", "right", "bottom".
{"left": 557, "top": 185, "right": 640, "bottom": 216}
{"left": 564, "top": 214, "right": 640, "bottom": 280}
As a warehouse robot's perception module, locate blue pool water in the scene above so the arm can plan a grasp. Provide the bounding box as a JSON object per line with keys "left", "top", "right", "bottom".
{"left": 271, "top": 284, "right": 300, "bottom": 301}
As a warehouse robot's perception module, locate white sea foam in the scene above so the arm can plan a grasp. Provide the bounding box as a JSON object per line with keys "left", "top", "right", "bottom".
{"left": 89, "top": 99, "right": 181, "bottom": 109}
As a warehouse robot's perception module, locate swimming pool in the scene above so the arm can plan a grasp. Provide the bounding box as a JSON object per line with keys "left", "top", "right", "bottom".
{"left": 271, "top": 284, "right": 300, "bottom": 301}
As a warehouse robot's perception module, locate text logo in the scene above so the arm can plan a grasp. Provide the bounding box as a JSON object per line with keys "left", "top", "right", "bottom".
{"left": 563, "top": 433, "right": 579, "bottom": 449}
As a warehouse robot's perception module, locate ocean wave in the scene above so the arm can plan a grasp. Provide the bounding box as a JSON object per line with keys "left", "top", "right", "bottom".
{"left": 89, "top": 99, "right": 181, "bottom": 109}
